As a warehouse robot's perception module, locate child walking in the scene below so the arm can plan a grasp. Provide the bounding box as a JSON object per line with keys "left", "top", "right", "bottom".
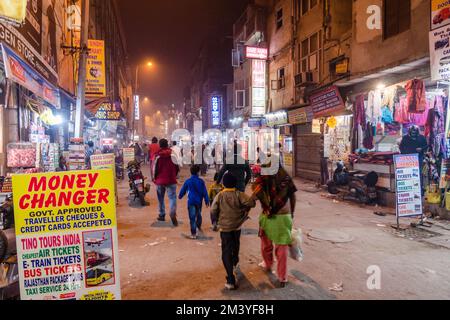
{"left": 179, "top": 165, "right": 210, "bottom": 239}
{"left": 208, "top": 173, "right": 224, "bottom": 231}
{"left": 211, "top": 172, "right": 257, "bottom": 290}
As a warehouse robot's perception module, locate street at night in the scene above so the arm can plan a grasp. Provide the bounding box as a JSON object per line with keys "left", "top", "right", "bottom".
{"left": 1, "top": 0, "right": 450, "bottom": 310}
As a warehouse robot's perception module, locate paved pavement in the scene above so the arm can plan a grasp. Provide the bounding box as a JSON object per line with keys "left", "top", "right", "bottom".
{"left": 117, "top": 165, "right": 450, "bottom": 300}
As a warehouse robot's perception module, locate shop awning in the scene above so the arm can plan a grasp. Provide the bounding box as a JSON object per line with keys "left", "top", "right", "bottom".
{"left": 0, "top": 43, "right": 60, "bottom": 108}
{"left": 335, "top": 57, "right": 430, "bottom": 87}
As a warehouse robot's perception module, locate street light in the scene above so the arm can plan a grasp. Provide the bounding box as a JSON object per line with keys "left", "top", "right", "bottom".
{"left": 133, "top": 61, "right": 153, "bottom": 141}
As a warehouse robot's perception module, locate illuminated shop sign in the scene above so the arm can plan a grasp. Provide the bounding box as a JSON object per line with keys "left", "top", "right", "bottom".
{"left": 211, "top": 95, "right": 222, "bottom": 127}
{"left": 245, "top": 46, "right": 268, "bottom": 60}
{"left": 134, "top": 95, "right": 140, "bottom": 120}
{"left": 252, "top": 59, "right": 266, "bottom": 117}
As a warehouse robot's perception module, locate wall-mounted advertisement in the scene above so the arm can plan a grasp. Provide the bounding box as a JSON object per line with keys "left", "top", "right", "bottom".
{"left": 85, "top": 40, "right": 106, "bottom": 98}
{"left": 210, "top": 95, "right": 222, "bottom": 127}
{"left": 0, "top": 0, "right": 61, "bottom": 85}
{"left": 431, "top": 0, "right": 450, "bottom": 31}
{"left": 95, "top": 102, "right": 124, "bottom": 121}
{"left": 0, "top": 0, "right": 27, "bottom": 23}
{"left": 252, "top": 59, "right": 266, "bottom": 117}
{"left": 430, "top": 25, "right": 450, "bottom": 81}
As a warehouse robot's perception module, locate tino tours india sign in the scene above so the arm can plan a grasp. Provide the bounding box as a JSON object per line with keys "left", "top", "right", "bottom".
{"left": 12, "top": 170, "right": 121, "bottom": 300}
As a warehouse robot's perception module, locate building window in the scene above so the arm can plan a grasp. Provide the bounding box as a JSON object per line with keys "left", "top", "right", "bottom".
{"left": 236, "top": 90, "right": 245, "bottom": 109}
{"left": 301, "top": 0, "right": 318, "bottom": 16}
{"left": 384, "top": 0, "right": 411, "bottom": 39}
{"left": 299, "top": 30, "right": 322, "bottom": 74}
{"left": 276, "top": 8, "right": 283, "bottom": 30}
{"left": 277, "top": 67, "right": 286, "bottom": 89}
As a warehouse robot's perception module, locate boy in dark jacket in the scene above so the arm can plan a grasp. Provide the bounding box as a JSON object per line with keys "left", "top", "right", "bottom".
{"left": 179, "top": 165, "right": 210, "bottom": 239}
{"left": 211, "top": 172, "right": 257, "bottom": 290}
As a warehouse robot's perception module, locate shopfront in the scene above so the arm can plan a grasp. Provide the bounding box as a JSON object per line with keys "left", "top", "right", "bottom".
{"left": 264, "top": 111, "right": 293, "bottom": 175}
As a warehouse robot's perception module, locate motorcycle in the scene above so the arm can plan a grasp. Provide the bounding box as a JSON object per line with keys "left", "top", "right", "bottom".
{"left": 0, "top": 196, "right": 19, "bottom": 300}
{"left": 327, "top": 161, "right": 379, "bottom": 205}
{"left": 127, "top": 161, "right": 151, "bottom": 206}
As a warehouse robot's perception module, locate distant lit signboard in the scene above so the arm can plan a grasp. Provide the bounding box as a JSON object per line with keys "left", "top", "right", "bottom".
{"left": 252, "top": 59, "right": 266, "bottom": 117}
{"left": 245, "top": 46, "right": 268, "bottom": 60}
{"left": 134, "top": 95, "right": 140, "bottom": 120}
{"left": 265, "top": 111, "right": 288, "bottom": 127}
{"left": 211, "top": 95, "right": 222, "bottom": 127}
{"left": 0, "top": 0, "right": 27, "bottom": 23}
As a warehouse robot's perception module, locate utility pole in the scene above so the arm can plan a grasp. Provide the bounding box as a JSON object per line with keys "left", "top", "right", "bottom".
{"left": 74, "top": 0, "right": 90, "bottom": 139}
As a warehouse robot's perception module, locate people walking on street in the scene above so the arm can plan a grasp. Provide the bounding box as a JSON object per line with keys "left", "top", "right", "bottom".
{"left": 149, "top": 137, "right": 160, "bottom": 180}
{"left": 134, "top": 142, "right": 143, "bottom": 163}
{"left": 217, "top": 142, "right": 252, "bottom": 192}
{"left": 142, "top": 143, "right": 149, "bottom": 165}
{"left": 85, "top": 141, "right": 95, "bottom": 169}
{"left": 153, "top": 138, "right": 179, "bottom": 226}
{"left": 208, "top": 173, "right": 224, "bottom": 232}
{"left": 252, "top": 164, "right": 298, "bottom": 288}
{"left": 211, "top": 172, "right": 257, "bottom": 290}
{"left": 171, "top": 141, "right": 183, "bottom": 167}
{"left": 178, "top": 165, "right": 210, "bottom": 239}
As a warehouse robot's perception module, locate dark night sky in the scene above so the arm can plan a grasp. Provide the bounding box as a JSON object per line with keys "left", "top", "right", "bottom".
{"left": 117, "top": 0, "right": 249, "bottom": 109}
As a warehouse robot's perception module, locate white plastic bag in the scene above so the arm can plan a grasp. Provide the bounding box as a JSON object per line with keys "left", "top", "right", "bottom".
{"left": 289, "top": 228, "right": 304, "bottom": 262}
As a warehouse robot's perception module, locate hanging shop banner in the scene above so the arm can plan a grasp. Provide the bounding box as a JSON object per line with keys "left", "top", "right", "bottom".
{"left": 85, "top": 39, "right": 106, "bottom": 98}
{"left": 431, "top": 0, "right": 450, "bottom": 31}
{"left": 134, "top": 95, "right": 140, "bottom": 120}
{"left": 245, "top": 46, "right": 268, "bottom": 60}
{"left": 123, "top": 148, "right": 135, "bottom": 166}
{"left": 252, "top": 59, "right": 266, "bottom": 117}
{"left": 12, "top": 170, "right": 121, "bottom": 300}
{"left": 0, "top": 0, "right": 60, "bottom": 85}
{"left": 430, "top": 25, "right": 450, "bottom": 81}
{"left": 1, "top": 43, "right": 60, "bottom": 107}
{"left": 310, "top": 86, "right": 345, "bottom": 117}
{"left": 95, "top": 101, "right": 125, "bottom": 121}
{"left": 394, "top": 154, "right": 423, "bottom": 218}
{"left": 0, "top": 0, "right": 27, "bottom": 23}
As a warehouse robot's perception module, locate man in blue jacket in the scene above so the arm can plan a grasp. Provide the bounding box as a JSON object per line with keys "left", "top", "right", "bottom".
{"left": 179, "top": 165, "right": 210, "bottom": 239}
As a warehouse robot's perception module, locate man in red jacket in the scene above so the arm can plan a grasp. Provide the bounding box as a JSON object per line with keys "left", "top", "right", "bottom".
{"left": 153, "top": 139, "right": 179, "bottom": 226}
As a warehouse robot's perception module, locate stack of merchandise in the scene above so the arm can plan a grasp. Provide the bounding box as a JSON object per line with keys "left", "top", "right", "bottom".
{"left": 40, "top": 143, "right": 60, "bottom": 172}
{"left": 7, "top": 143, "right": 36, "bottom": 168}
{"left": 69, "top": 141, "right": 86, "bottom": 171}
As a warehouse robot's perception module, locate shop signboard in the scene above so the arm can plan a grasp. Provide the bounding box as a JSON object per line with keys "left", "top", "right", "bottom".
{"left": 1, "top": 43, "right": 60, "bottom": 107}
{"left": 310, "top": 86, "right": 345, "bottom": 117}
{"left": 394, "top": 154, "right": 423, "bottom": 219}
{"left": 134, "top": 95, "right": 140, "bottom": 121}
{"left": 429, "top": 25, "right": 450, "bottom": 81}
{"left": 95, "top": 102, "right": 124, "bottom": 121}
{"left": 123, "top": 148, "right": 135, "bottom": 166}
{"left": 11, "top": 170, "right": 121, "bottom": 300}
{"left": 0, "top": 0, "right": 60, "bottom": 85}
{"left": 245, "top": 46, "right": 268, "bottom": 60}
{"left": 252, "top": 59, "right": 266, "bottom": 117}
{"left": 431, "top": 0, "right": 450, "bottom": 31}
{"left": 265, "top": 111, "right": 288, "bottom": 127}
{"left": 85, "top": 40, "right": 106, "bottom": 98}
{"left": 210, "top": 95, "right": 222, "bottom": 127}
{"left": 0, "top": 0, "right": 27, "bottom": 23}
{"left": 288, "top": 107, "right": 313, "bottom": 125}
{"left": 248, "top": 118, "right": 263, "bottom": 128}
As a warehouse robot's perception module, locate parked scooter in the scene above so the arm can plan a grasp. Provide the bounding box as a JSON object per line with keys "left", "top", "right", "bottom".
{"left": 127, "top": 161, "right": 151, "bottom": 206}
{"left": 0, "top": 196, "right": 19, "bottom": 300}
{"left": 327, "top": 161, "right": 379, "bottom": 205}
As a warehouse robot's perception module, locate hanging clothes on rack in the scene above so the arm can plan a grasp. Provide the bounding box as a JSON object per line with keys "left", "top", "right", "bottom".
{"left": 426, "top": 95, "right": 447, "bottom": 159}
{"left": 353, "top": 94, "right": 367, "bottom": 130}
{"left": 366, "top": 90, "right": 382, "bottom": 124}
{"left": 409, "top": 99, "right": 430, "bottom": 126}
{"left": 382, "top": 86, "right": 397, "bottom": 110}
{"left": 405, "top": 79, "right": 427, "bottom": 113}
{"left": 363, "top": 122, "right": 375, "bottom": 150}
{"left": 394, "top": 97, "right": 411, "bottom": 124}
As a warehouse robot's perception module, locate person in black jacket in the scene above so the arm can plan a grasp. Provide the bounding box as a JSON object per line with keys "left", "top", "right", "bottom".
{"left": 217, "top": 142, "right": 252, "bottom": 192}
